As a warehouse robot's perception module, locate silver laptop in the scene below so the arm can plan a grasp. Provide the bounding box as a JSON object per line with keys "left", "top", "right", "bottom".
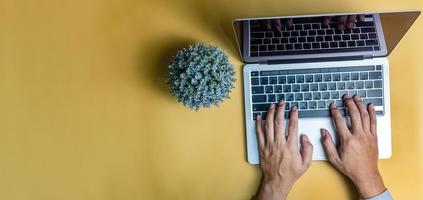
{"left": 232, "top": 11, "right": 420, "bottom": 164}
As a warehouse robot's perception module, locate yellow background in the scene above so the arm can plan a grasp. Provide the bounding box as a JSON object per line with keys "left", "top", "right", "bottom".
{"left": 1, "top": 0, "right": 422, "bottom": 199}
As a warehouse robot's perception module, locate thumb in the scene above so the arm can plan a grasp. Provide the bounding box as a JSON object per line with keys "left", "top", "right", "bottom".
{"left": 300, "top": 134, "right": 313, "bottom": 170}
{"left": 320, "top": 129, "right": 341, "bottom": 166}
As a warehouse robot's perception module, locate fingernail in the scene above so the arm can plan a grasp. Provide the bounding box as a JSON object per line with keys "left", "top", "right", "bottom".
{"left": 279, "top": 98, "right": 285, "bottom": 104}
{"left": 369, "top": 103, "right": 374, "bottom": 109}
{"left": 338, "top": 24, "right": 344, "bottom": 30}
{"left": 343, "top": 94, "right": 349, "bottom": 99}
{"left": 270, "top": 103, "right": 275, "bottom": 109}
{"left": 355, "top": 95, "right": 361, "bottom": 101}
{"left": 330, "top": 101, "right": 336, "bottom": 108}
{"left": 320, "top": 129, "right": 326, "bottom": 138}
{"left": 257, "top": 114, "right": 261, "bottom": 120}
{"left": 302, "top": 134, "right": 309, "bottom": 142}
{"left": 347, "top": 22, "right": 354, "bottom": 29}
{"left": 291, "top": 105, "right": 297, "bottom": 111}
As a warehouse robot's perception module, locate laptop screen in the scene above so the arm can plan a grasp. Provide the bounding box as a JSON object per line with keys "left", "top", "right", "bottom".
{"left": 233, "top": 11, "right": 420, "bottom": 63}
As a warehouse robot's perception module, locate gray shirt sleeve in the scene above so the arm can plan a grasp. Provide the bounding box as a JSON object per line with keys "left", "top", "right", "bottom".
{"left": 361, "top": 189, "right": 393, "bottom": 200}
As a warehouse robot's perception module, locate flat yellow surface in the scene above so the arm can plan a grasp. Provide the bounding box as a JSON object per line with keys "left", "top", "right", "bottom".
{"left": 1, "top": 0, "right": 423, "bottom": 199}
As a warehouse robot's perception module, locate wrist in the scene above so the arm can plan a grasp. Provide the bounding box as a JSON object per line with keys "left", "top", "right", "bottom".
{"left": 351, "top": 172, "right": 386, "bottom": 198}
{"left": 259, "top": 177, "right": 293, "bottom": 199}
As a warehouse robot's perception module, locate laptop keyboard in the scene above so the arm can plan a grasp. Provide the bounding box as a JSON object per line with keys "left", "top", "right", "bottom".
{"left": 250, "top": 65, "right": 384, "bottom": 120}
{"left": 249, "top": 15, "right": 380, "bottom": 57}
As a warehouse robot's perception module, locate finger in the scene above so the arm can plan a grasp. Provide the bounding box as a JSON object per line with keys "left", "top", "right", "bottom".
{"left": 256, "top": 114, "right": 265, "bottom": 151}
{"left": 368, "top": 103, "right": 377, "bottom": 135}
{"left": 286, "top": 18, "right": 293, "bottom": 28}
{"left": 300, "top": 134, "right": 313, "bottom": 170}
{"left": 343, "top": 95, "right": 363, "bottom": 133}
{"left": 272, "top": 19, "right": 282, "bottom": 32}
{"left": 263, "top": 19, "right": 272, "bottom": 30}
{"left": 287, "top": 106, "right": 299, "bottom": 147}
{"left": 274, "top": 99, "right": 286, "bottom": 145}
{"left": 323, "top": 16, "right": 332, "bottom": 26}
{"left": 329, "top": 102, "right": 350, "bottom": 139}
{"left": 265, "top": 103, "right": 276, "bottom": 144}
{"left": 357, "top": 14, "right": 365, "bottom": 22}
{"left": 347, "top": 15, "right": 356, "bottom": 29}
{"left": 320, "top": 129, "right": 341, "bottom": 167}
{"left": 354, "top": 95, "right": 370, "bottom": 133}
{"left": 337, "top": 15, "right": 348, "bottom": 30}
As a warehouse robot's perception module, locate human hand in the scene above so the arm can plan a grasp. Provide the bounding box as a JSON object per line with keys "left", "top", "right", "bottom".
{"left": 321, "top": 95, "right": 386, "bottom": 198}
{"left": 255, "top": 100, "right": 313, "bottom": 200}
{"left": 263, "top": 15, "right": 366, "bottom": 31}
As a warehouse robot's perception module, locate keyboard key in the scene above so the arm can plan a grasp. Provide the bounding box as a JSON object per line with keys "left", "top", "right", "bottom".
{"left": 351, "top": 72, "right": 359, "bottom": 80}
{"left": 319, "top": 83, "right": 328, "bottom": 91}
{"left": 367, "top": 89, "right": 383, "bottom": 97}
{"left": 299, "top": 102, "right": 308, "bottom": 109}
{"left": 323, "top": 74, "right": 332, "bottom": 82}
{"left": 285, "top": 102, "right": 290, "bottom": 110}
{"left": 292, "top": 84, "right": 301, "bottom": 92}
{"left": 312, "top": 43, "right": 320, "bottom": 48}
{"left": 251, "top": 78, "right": 260, "bottom": 85}
{"left": 334, "top": 35, "right": 342, "bottom": 41}
{"left": 252, "top": 86, "right": 264, "bottom": 94}
{"left": 267, "top": 94, "right": 276, "bottom": 102}
{"left": 366, "top": 40, "right": 378, "bottom": 46}
{"left": 287, "top": 76, "right": 296, "bottom": 83}
{"left": 360, "top": 72, "right": 369, "bottom": 80}
{"left": 296, "top": 75, "right": 305, "bottom": 83}
{"left": 314, "top": 74, "right": 323, "bottom": 82}
{"left": 360, "top": 34, "right": 368, "bottom": 39}
{"left": 274, "top": 85, "right": 283, "bottom": 93}
{"left": 374, "top": 80, "right": 382, "bottom": 88}
{"left": 342, "top": 35, "right": 351, "bottom": 40}
{"left": 321, "top": 42, "right": 329, "bottom": 48}
{"left": 313, "top": 92, "right": 321, "bottom": 100}
{"left": 277, "top": 94, "right": 285, "bottom": 102}
{"left": 328, "top": 82, "right": 336, "bottom": 90}
{"left": 365, "top": 81, "right": 373, "bottom": 89}
{"left": 291, "top": 102, "right": 299, "bottom": 108}
{"left": 295, "top": 93, "right": 303, "bottom": 101}
{"left": 278, "top": 76, "right": 286, "bottom": 84}
{"left": 261, "top": 77, "right": 269, "bottom": 84}
{"left": 318, "top": 101, "right": 326, "bottom": 108}
{"left": 307, "top": 36, "right": 315, "bottom": 42}
{"left": 349, "top": 90, "right": 357, "bottom": 96}
{"left": 369, "top": 72, "right": 382, "bottom": 79}
{"left": 339, "top": 90, "right": 348, "bottom": 98}
{"left": 330, "top": 42, "right": 338, "bottom": 48}
{"left": 355, "top": 81, "right": 364, "bottom": 89}
{"left": 252, "top": 95, "right": 266, "bottom": 103}
{"left": 316, "top": 36, "right": 324, "bottom": 41}
{"left": 358, "top": 89, "right": 366, "bottom": 97}
{"left": 265, "top": 86, "right": 273, "bottom": 93}
{"left": 251, "top": 39, "right": 262, "bottom": 45}
{"left": 346, "top": 82, "right": 354, "bottom": 89}
{"left": 309, "top": 101, "right": 317, "bottom": 109}
{"left": 336, "top": 100, "right": 345, "bottom": 107}
{"left": 253, "top": 103, "right": 270, "bottom": 111}
{"left": 301, "top": 84, "right": 310, "bottom": 91}
{"left": 277, "top": 44, "right": 284, "bottom": 50}
{"left": 339, "top": 41, "right": 347, "bottom": 47}
{"left": 269, "top": 77, "right": 277, "bottom": 84}
{"left": 286, "top": 93, "right": 294, "bottom": 101}
{"left": 331, "top": 91, "right": 339, "bottom": 99}
{"left": 357, "top": 40, "right": 365, "bottom": 46}
{"left": 341, "top": 73, "right": 350, "bottom": 81}
{"left": 263, "top": 38, "right": 271, "bottom": 44}
{"left": 337, "top": 82, "right": 346, "bottom": 90}
{"left": 361, "top": 27, "right": 376, "bottom": 33}
{"left": 310, "top": 83, "right": 318, "bottom": 91}
{"left": 268, "top": 44, "right": 276, "bottom": 50}
{"left": 322, "top": 91, "right": 330, "bottom": 99}
{"left": 304, "top": 92, "right": 312, "bottom": 100}
{"left": 253, "top": 112, "right": 260, "bottom": 120}
{"left": 376, "top": 65, "right": 382, "bottom": 70}
{"left": 305, "top": 75, "right": 314, "bottom": 82}
{"left": 363, "top": 98, "right": 383, "bottom": 106}
{"left": 333, "top": 73, "right": 341, "bottom": 81}
{"left": 283, "top": 85, "right": 291, "bottom": 92}
{"left": 251, "top": 71, "right": 259, "bottom": 76}
{"left": 298, "top": 37, "right": 307, "bottom": 43}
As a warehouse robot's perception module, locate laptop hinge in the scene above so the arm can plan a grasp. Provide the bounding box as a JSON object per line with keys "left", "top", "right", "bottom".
{"left": 266, "top": 55, "right": 366, "bottom": 65}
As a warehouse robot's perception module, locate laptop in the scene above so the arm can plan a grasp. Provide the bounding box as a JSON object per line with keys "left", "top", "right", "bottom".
{"left": 232, "top": 10, "right": 420, "bottom": 164}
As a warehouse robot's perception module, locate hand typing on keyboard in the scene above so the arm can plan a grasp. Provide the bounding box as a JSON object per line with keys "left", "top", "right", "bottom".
{"left": 321, "top": 95, "right": 386, "bottom": 198}
{"left": 255, "top": 96, "right": 388, "bottom": 200}
{"left": 263, "top": 15, "right": 366, "bottom": 31}
{"left": 254, "top": 100, "right": 313, "bottom": 200}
